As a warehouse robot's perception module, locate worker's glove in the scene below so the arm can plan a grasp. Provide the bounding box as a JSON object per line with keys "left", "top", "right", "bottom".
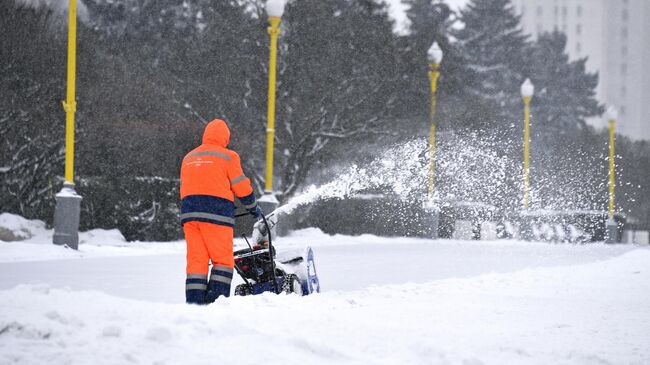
{"left": 248, "top": 205, "right": 263, "bottom": 219}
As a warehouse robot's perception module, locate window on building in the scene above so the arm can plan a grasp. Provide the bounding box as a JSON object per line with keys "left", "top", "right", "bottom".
{"left": 577, "top": 5, "right": 582, "bottom": 16}
{"left": 576, "top": 24, "right": 582, "bottom": 35}
{"left": 537, "top": 24, "right": 543, "bottom": 35}
{"left": 621, "top": 86, "right": 627, "bottom": 97}
{"left": 622, "top": 46, "right": 628, "bottom": 56}
{"left": 620, "top": 106, "right": 626, "bottom": 115}
{"left": 576, "top": 42, "right": 581, "bottom": 53}
{"left": 562, "top": 6, "right": 567, "bottom": 16}
{"left": 537, "top": 6, "right": 543, "bottom": 16}
{"left": 621, "top": 63, "right": 628, "bottom": 75}
{"left": 622, "top": 9, "right": 628, "bottom": 21}
{"left": 622, "top": 27, "right": 628, "bottom": 38}
{"left": 554, "top": 6, "right": 558, "bottom": 16}
{"left": 562, "top": 24, "right": 567, "bottom": 33}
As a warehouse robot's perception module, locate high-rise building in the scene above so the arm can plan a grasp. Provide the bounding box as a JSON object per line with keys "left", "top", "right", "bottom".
{"left": 511, "top": 0, "right": 650, "bottom": 140}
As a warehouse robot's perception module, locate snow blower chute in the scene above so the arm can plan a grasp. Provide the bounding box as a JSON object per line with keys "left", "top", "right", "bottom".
{"left": 232, "top": 211, "right": 320, "bottom": 296}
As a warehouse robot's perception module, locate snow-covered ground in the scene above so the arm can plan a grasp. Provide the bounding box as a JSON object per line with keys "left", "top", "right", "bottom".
{"left": 1, "top": 214, "right": 649, "bottom": 364}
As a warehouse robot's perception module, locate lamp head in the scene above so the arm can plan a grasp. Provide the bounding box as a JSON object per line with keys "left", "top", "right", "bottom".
{"left": 266, "top": 0, "right": 285, "bottom": 18}
{"left": 427, "top": 42, "right": 444, "bottom": 64}
{"left": 521, "top": 78, "right": 534, "bottom": 98}
{"left": 606, "top": 106, "right": 618, "bottom": 121}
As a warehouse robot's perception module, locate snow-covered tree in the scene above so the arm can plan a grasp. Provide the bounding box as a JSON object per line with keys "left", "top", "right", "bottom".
{"left": 394, "top": 0, "right": 456, "bottom": 137}
{"left": 450, "top": 0, "right": 528, "bottom": 131}
{"left": 272, "top": 0, "right": 403, "bottom": 199}
{"left": 0, "top": 3, "right": 66, "bottom": 220}
{"left": 524, "top": 32, "right": 602, "bottom": 135}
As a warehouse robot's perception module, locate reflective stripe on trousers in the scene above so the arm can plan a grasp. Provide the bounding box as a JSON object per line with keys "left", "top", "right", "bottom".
{"left": 211, "top": 264, "right": 233, "bottom": 284}
{"left": 186, "top": 274, "right": 208, "bottom": 291}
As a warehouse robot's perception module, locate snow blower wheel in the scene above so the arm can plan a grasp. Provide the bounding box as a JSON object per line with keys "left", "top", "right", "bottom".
{"left": 282, "top": 274, "right": 303, "bottom": 295}
{"left": 234, "top": 284, "right": 252, "bottom": 296}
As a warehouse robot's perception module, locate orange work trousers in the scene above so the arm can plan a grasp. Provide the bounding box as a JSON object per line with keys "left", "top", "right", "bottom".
{"left": 183, "top": 221, "right": 234, "bottom": 275}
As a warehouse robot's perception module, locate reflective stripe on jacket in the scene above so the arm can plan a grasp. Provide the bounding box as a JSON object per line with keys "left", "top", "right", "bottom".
{"left": 180, "top": 119, "right": 257, "bottom": 226}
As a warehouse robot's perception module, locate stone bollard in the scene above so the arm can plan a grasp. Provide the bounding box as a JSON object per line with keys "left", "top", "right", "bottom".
{"left": 423, "top": 201, "right": 439, "bottom": 239}
{"left": 52, "top": 183, "right": 82, "bottom": 250}
{"left": 519, "top": 215, "right": 534, "bottom": 241}
{"left": 605, "top": 218, "right": 618, "bottom": 243}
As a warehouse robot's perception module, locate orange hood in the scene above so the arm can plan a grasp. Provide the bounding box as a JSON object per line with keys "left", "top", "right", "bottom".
{"left": 202, "top": 119, "right": 230, "bottom": 147}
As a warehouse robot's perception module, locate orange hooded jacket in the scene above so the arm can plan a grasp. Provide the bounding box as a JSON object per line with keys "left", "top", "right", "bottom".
{"left": 180, "top": 119, "right": 257, "bottom": 227}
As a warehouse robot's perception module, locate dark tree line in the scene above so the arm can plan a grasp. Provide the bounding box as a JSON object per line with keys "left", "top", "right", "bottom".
{"left": 1, "top": 0, "right": 648, "bottom": 240}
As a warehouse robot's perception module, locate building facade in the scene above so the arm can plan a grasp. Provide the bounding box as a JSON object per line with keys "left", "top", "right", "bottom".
{"left": 511, "top": 0, "right": 650, "bottom": 140}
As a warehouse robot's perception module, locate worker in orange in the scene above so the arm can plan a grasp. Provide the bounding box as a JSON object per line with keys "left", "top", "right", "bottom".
{"left": 180, "top": 119, "right": 262, "bottom": 305}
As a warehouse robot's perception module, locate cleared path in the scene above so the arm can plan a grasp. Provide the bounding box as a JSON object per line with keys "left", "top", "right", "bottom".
{"left": 0, "top": 233, "right": 635, "bottom": 303}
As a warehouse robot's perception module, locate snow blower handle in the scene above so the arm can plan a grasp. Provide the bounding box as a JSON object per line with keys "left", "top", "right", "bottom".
{"left": 234, "top": 206, "right": 263, "bottom": 219}
{"left": 260, "top": 213, "right": 280, "bottom": 294}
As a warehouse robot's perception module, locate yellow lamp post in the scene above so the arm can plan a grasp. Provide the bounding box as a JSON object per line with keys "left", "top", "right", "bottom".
{"left": 53, "top": 0, "right": 83, "bottom": 250}
{"left": 423, "top": 42, "right": 443, "bottom": 240}
{"left": 605, "top": 106, "right": 619, "bottom": 243}
{"left": 259, "top": 0, "right": 286, "bottom": 213}
{"left": 426, "top": 42, "right": 443, "bottom": 199}
{"left": 63, "top": 0, "right": 78, "bottom": 186}
{"left": 520, "top": 78, "right": 534, "bottom": 210}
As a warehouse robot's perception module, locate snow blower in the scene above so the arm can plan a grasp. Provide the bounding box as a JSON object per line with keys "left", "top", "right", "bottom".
{"left": 232, "top": 211, "right": 320, "bottom": 296}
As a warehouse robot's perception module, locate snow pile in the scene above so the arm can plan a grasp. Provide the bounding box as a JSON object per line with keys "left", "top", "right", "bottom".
{"left": 0, "top": 213, "right": 183, "bottom": 263}
{"left": 79, "top": 229, "right": 127, "bottom": 246}
{"left": 0, "top": 213, "right": 49, "bottom": 242}
{"left": 1, "top": 249, "right": 649, "bottom": 364}
{"left": 0, "top": 213, "right": 127, "bottom": 246}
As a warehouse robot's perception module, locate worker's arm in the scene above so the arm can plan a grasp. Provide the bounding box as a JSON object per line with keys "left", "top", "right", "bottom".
{"left": 227, "top": 152, "right": 258, "bottom": 213}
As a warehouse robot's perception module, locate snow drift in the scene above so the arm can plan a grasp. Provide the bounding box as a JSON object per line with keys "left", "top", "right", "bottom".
{"left": 1, "top": 249, "right": 650, "bottom": 364}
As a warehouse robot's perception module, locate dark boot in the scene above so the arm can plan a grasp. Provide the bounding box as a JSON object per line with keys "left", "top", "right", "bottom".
{"left": 206, "top": 265, "right": 233, "bottom": 303}
{"left": 185, "top": 273, "right": 208, "bottom": 305}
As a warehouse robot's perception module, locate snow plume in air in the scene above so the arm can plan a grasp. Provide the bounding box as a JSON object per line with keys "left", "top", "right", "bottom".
{"left": 276, "top": 136, "right": 520, "bottom": 216}
{"left": 277, "top": 132, "right": 606, "bottom": 218}
{"left": 276, "top": 139, "right": 429, "bottom": 216}
{"left": 436, "top": 132, "right": 521, "bottom": 211}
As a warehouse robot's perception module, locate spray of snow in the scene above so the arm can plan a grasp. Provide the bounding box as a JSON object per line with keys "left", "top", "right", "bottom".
{"left": 275, "top": 139, "right": 429, "bottom": 216}
{"left": 276, "top": 135, "right": 516, "bottom": 216}
{"left": 275, "top": 132, "right": 608, "bottom": 220}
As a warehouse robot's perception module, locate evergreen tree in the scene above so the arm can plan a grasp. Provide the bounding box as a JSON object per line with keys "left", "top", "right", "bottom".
{"left": 79, "top": 0, "right": 262, "bottom": 180}
{"left": 404, "top": 0, "right": 453, "bottom": 51}
{"left": 450, "top": 0, "right": 528, "bottom": 131}
{"left": 524, "top": 32, "right": 602, "bottom": 135}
